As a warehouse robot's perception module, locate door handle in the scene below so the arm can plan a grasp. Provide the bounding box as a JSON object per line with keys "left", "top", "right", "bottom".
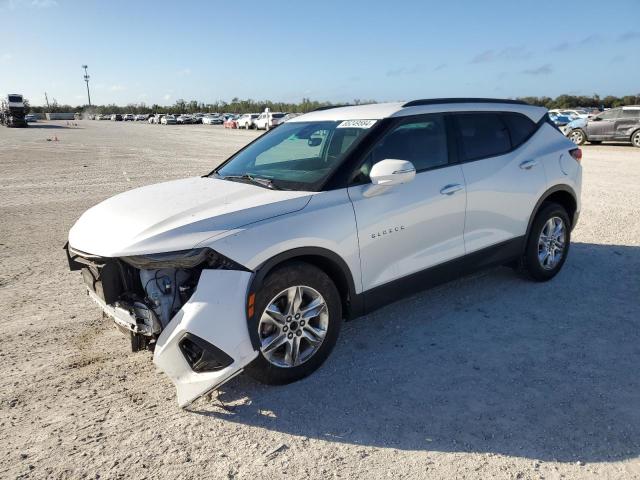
{"left": 519, "top": 159, "right": 538, "bottom": 170}
{"left": 439, "top": 184, "right": 464, "bottom": 195}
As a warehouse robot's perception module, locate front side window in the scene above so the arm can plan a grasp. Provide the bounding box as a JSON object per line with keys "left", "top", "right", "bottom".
{"left": 454, "top": 113, "right": 511, "bottom": 161}
{"left": 352, "top": 115, "right": 448, "bottom": 183}
{"left": 216, "top": 121, "right": 373, "bottom": 190}
{"left": 597, "top": 109, "right": 620, "bottom": 120}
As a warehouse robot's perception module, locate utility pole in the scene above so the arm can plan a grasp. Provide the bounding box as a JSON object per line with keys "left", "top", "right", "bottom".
{"left": 82, "top": 65, "right": 91, "bottom": 107}
{"left": 44, "top": 92, "right": 50, "bottom": 111}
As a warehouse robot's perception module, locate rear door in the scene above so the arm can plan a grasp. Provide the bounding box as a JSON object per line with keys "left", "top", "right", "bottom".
{"left": 453, "top": 112, "right": 547, "bottom": 254}
{"left": 348, "top": 114, "right": 466, "bottom": 291}
{"left": 613, "top": 109, "right": 640, "bottom": 140}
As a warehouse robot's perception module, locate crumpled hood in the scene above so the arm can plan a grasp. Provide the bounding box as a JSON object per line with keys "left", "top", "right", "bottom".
{"left": 68, "top": 177, "right": 312, "bottom": 257}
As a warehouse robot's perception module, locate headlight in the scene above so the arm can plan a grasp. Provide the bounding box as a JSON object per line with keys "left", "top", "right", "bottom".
{"left": 121, "top": 247, "right": 247, "bottom": 270}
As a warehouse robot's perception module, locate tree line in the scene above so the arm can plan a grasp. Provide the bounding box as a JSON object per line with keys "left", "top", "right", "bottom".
{"left": 25, "top": 94, "right": 640, "bottom": 114}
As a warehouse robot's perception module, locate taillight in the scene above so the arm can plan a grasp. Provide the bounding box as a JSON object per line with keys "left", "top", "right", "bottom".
{"left": 570, "top": 148, "right": 582, "bottom": 164}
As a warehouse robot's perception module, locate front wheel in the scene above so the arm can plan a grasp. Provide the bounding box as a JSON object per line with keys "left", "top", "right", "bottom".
{"left": 568, "top": 129, "right": 586, "bottom": 145}
{"left": 245, "top": 262, "right": 342, "bottom": 385}
{"left": 523, "top": 203, "right": 571, "bottom": 281}
{"left": 632, "top": 130, "right": 640, "bottom": 148}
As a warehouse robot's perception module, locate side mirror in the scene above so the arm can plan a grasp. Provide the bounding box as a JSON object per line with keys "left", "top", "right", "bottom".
{"left": 369, "top": 159, "right": 416, "bottom": 186}
{"left": 365, "top": 159, "right": 416, "bottom": 197}
{"left": 308, "top": 137, "right": 322, "bottom": 147}
{"left": 591, "top": 116, "right": 601, "bottom": 121}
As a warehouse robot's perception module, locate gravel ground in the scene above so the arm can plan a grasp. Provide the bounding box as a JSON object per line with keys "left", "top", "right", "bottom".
{"left": 1, "top": 120, "right": 639, "bottom": 480}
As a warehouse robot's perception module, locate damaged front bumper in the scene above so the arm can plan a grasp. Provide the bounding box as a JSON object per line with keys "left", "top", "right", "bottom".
{"left": 153, "top": 269, "right": 258, "bottom": 407}
{"left": 65, "top": 243, "right": 259, "bottom": 408}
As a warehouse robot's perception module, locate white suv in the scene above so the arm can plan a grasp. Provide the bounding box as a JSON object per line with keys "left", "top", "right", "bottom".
{"left": 65, "top": 99, "right": 582, "bottom": 407}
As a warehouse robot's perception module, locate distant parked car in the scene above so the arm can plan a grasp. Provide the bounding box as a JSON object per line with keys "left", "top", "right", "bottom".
{"left": 123, "top": 114, "right": 135, "bottom": 121}
{"left": 177, "top": 114, "right": 195, "bottom": 124}
{"left": 135, "top": 114, "right": 148, "bottom": 121}
{"left": 565, "top": 106, "right": 640, "bottom": 147}
{"left": 223, "top": 116, "right": 238, "bottom": 129}
{"left": 111, "top": 114, "right": 123, "bottom": 121}
{"left": 236, "top": 113, "right": 259, "bottom": 129}
{"left": 549, "top": 112, "right": 573, "bottom": 127}
{"left": 149, "top": 114, "right": 166, "bottom": 124}
{"left": 161, "top": 114, "right": 177, "bottom": 125}
{"left": 194, "top": 113, "right": 206, "bottom": 124}
{"left": 25, "top": 114, "right": 37, "bottom": 122}
{"left": 550, "top": 109, "right": 590, "bottom": 120}
{"left": 202, "top": 114, "right": 223, "bottom": 125}
{"left": 254, "top": 112, "right": 287, "bottom": 130}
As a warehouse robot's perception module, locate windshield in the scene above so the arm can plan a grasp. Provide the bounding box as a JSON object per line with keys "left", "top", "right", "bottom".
{"left": 215, "top": 121, "right": 374, "bottom": 190}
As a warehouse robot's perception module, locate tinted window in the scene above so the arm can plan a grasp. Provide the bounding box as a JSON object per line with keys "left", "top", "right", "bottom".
{"left": 8, "top": 95, "right": 22, "bottom": 102}
{"left": 372, "top": 115, "right": 448, "bottom": 171}
{"left": 621, "top": 109, "right": 640, "bottom": 119}
{"left": 501, "top": 112, "right": 537, "bottom": 147}
{"left": 454, "top": 113, "right": 511, "bottom": 161}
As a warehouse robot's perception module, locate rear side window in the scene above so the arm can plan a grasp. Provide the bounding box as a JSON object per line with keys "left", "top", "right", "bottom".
{"left": 621, "top": 109, "right": 640, "bottom": 119}
{"left": 454, "top": 113, "right": 511, "bottom": 161}
{"left": 500, "top": 112, "right": 537, "bottom": 147}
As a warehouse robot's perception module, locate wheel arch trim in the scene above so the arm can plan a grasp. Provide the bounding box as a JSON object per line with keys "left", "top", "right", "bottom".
{"left": 246, "top": 247, "right": 362, "bottom": 348}
{"left": 525, "top": 184, "right": 578, "bottom": 244}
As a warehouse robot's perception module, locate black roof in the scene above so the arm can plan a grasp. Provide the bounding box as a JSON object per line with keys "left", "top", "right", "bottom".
{"left": 403, "top": 98, "right": 528, "bottom": 107}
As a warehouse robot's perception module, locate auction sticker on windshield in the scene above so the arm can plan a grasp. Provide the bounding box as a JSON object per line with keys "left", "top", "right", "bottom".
{"left": 337, "top": 119, "right": 377, "bottom": 129}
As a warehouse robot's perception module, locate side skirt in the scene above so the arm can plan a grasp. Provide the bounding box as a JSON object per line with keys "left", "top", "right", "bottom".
{"left": 356, "top": 236, "right": 525, "bottom": 315}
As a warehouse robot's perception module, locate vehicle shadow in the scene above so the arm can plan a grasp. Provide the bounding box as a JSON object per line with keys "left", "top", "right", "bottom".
{"left": 190, "top": 242, "right": 640, "bottom": 463}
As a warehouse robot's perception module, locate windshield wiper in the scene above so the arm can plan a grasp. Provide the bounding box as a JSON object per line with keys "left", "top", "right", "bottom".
{"left": 220, "top": 173, "right": 281, "bottom": 190}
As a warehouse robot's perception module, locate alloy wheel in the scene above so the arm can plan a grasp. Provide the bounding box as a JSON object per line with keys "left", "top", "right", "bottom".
{"left": 538, "top": 216, "right": 566, "bottom": 270}
{"left": 258, "top": 286, "right": 329, "bottom": 368}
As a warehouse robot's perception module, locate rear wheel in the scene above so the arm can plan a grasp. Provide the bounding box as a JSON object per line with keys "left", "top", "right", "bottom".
{"left": 523, "top": 203, "right": 571, "bottom": 281}
{"left": 245, "top": 262, "right": 342, "bottom": 385}
{"left": 632, "top": 130, "right": 640, "bottom": 148}
{"left": 569, "top": 129, "right": 586, "bottom": 145}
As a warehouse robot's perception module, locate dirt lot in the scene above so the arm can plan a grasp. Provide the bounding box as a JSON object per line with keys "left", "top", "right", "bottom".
{"left": 1, "top": 120, "right": 639, "bottom": 479}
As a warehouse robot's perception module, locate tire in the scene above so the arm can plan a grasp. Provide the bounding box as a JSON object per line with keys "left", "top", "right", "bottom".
{"left": 568, "top": 129, "right": 586, "bottom": 145}
{"left": 632, "top": 130, "right": 640, "bottom": 148}
{"left": 522, "top": 202, "right": 571, "bottom": 282}
{"left": 245, "top": 261, "right": 342, "bottom": 385}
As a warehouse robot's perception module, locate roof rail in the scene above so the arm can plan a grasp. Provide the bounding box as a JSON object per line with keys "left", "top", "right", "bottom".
{"left": 312, "top": 104, "right": 352, "bottom": 112}
{"left": 403, "top": 98, "right": 528, "bottom": 108}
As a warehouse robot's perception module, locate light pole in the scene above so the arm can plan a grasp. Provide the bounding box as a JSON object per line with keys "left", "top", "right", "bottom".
{"left": 82, "top": 65, "right": 91, "bottom": 107}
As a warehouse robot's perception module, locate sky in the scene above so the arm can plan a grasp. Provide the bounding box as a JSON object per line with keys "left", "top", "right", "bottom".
{"left": 1, "top": 0, "right": 639, "bottom": 106}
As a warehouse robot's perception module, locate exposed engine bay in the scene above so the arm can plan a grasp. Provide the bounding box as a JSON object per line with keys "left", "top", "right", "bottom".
{"left": 65, "top": 245, "right": 241, "bottom": 351}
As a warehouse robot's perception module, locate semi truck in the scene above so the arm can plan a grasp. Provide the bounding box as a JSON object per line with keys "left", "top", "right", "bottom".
{"left": 0, "top": 94, "right": 28, "bottom": 127}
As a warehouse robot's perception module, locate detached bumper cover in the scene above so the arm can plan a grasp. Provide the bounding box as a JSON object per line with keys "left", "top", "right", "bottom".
{"left": 153, "top": 269, "right": 258, "bottom": 408}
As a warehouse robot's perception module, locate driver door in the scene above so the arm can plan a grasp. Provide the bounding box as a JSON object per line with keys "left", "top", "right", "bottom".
{"left": 347, "top": 114, "right": 466, "bottom": 294}
{"left": 587, "top": 109, "right": 620, "bottom": 139}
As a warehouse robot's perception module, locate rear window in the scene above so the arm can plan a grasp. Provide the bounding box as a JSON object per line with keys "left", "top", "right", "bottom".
{"left": 453, "top": 113, "right": 511, "bottom": 161}
{"left": 272, "top": 113, "right": 285, "bottom": 118}
{"left": 500, "top": 112, "right": 537, "bottom": 147}
{"left": 8, "top": 95, "right": 22, "bottom": 103}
